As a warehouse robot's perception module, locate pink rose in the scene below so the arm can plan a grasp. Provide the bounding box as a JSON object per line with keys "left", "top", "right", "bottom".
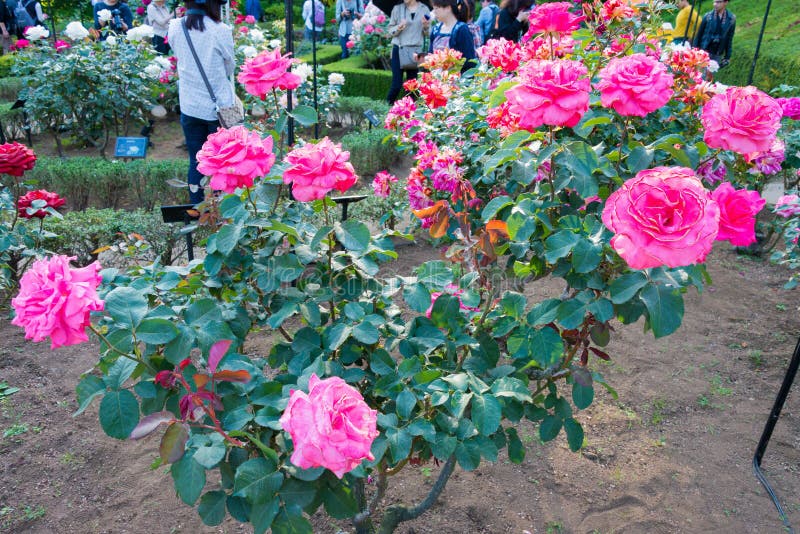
{"left": 54, "top": 40, "right": 71, "bottom": 52}
{"left": 504, "top": 59, "right": 590, "bottom": 130}
{"left": 744, "top": 138, "right": 785, "bottom": 176}
{"left": 346, "top": 40, "right": 355, "bottom": 48}
{"left": 13, "top": 39, "right": 30, "bottom": 50}
{"left": 17, "top": 189, "right": 66, "bottom": 218}
{"left": 196, "top": 125, "right": 276, "bottom": 193}
{"left": 710, "top": 182, "right": 765, "bottom": 247}
{"left": 602, "top": 166, "right": 720, "bottom": 269}
{"left": 775, "top": 194, "right": 800, "bottom": 218}
{"left": 525, "top": 2, "right": 584, "bottom": 36}
{"left": 282, "top": 137, "right": 358, "bottom": 201}
{"left": 364, "top": 24, "right": 374, "bottom": 34}
{"left": 244, "top": 15, "right": 256, "bottom": 24}
{"left": 237, "top": 48, "right": 301, "bottom": 98}
{"left": 597, "top": 53, "right": 674, "bottom": 117}
{"left": 776, "top": 97, "right": 800, "bottom": 120}
{"left": 372, "top": 170, "right": 397, "bottom": 198}
{"left": 479, "top": 37, "right": 522, "bottom": 72}
{"left": 136, "top": 6, "right": 145, "bottom": 15}
{"left": 0, "top": 142, "right": 36, "bottom": 176}
{"left": 279, "top": 374, "right": 378, "bottom": 478}
{"left": 11, "top": 256, "right": 104, "bottom": 349}
{"left": 701, "top": 86, "right": 783, "bottom": 155}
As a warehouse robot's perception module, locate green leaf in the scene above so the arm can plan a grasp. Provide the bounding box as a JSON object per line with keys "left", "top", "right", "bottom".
{"left": 529, "top": 328, "right": 563, "bottom": 368}
{"left": 194, "top": 439, "right": 227, "bottom": 469}
{"left": 481, "top": 195, "right": 513, "bottom": 221}
{"left": 564, "top": 418, "right": 584, "bottom": 452}
{"left": 104, "top": 287, "right": 147, "bottom": 328}
{"left": 571, "top": 238, "right": 602, "bottom": 274}
{"left": 490, "top": 377, "right": 532, "bottom": 403}
{"left": 506, "top": 428, "right": 525, "bottom": 463}
{"left": 233, "top": 457, "right": 282, "bottom": 504}
{"left": 626, "top": 145, "right": 655, "bottom": 174}
{"left": 386, "top": 427, "right": 412, "bottom": 463}
{"left": 544, "top": 230, "right": 580, "bottom": 263}
{"left": 455, "top": 440, "right": 482, "bottom": 471}
{"left": 99, "top": 390, "right": 139, "bottom": 439}
{"left": 352, "top": 321, "right": 380, "bottom": 345}
{"left": 172, "top": 451, "right": 206, "bottom": 505}
{"left": 290, "top": 105, "right": 318, "bottom": 126}
{"left": 572, "top": 382, "right": 594, "bottom": 410}
{"left": 334, "top": 220, "right": 370, "bottom": 251}
{"left": 526, "top": 298, "right": 561, "bottom": 326}
{"left": 403, "top": 283, "right": 432, "bottom": 313}
{"left": 431, "top": 433, "right": 457, "bottom": 460}
{"left": 324, "top": 323, "right": 351, "bottom": 351}
{"left": 322, "top": 485, "right": 359, "bottom": 519}
{"left": 198, "top": 490, "right": 227, "bottom": 526}
{"left": 395, "top": 389, "right": 416, "bottom": 420}
{"left": 556, "top": 298, "right": 588, "bottom": 329}
{"left": 609, "top": 272, "right": 648, "bottom": 304}
{"left": 560, "top": 141, "right": 599, "bottom": 197}
{"left": 271, "top": 507, "right": 313, "bottom": 534}
{"left": 539, "top": 414, "right": 562, "bottom": 442}
{"left": 471, "top": 394, "right": 501, "bottom": 436}
{"left": 251, "top": 498, "right": 279, "bottom": 534}
{"left": 74, "top": 375, "right": 106, "bottom": 416}
{"left": 135, "top": 318, "right": 179, "bottom": 345}
{"left": 160, "top": 422, "right": 190, "bottom": 463}
{"left": 416, "top": 261, "right": 452, "bottom": 287}
{"left": 103, "top": 357, "right": 138, "bottom": 390}
{"left": 279, "top": 479, "right": 318, "bottom": 509}
{"left": 640, "top": 283, "right": 684, "bottom": 338}
{"left": 216, "top": 222, "right": 242, "bottom": 256}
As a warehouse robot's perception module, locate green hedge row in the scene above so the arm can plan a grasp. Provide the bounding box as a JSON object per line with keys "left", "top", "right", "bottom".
{"left": 296, "top": 44, "right": 343, "bottom": 66}
{"left": 340, "top": 127, "right": 397, "bottom": 179}
{"left": 28, "top": 157, "right": 188, "bottom": 211}
{"left": 716, "top": 48, "right": 800, "bottom": 92}
{"left": 322, "top": 55, "right": 392, "bottom": 101}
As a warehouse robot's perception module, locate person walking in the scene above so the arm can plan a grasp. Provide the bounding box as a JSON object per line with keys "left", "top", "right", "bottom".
{"left": 671, "top": 0, "right": 699, "bottom": 44}
{"left": 693, "top": 0, "right": 735, "bottom": 67}
{"left": 335, "top": 0, "right": 363, "bottom": 59}
{"left": 302, "top": 0, "right": 325, "bottom": 41}
{"left": 147, "top": 0, "right": 174, "bottom": 54}
{"left": 167, "top": 0, "right": 235, "bottom": 204}
{"left": 386, "top": 0, "right": 431, "bottom": 104}
{"left": 475, "top": 0, "right": 498, "bottom": 44}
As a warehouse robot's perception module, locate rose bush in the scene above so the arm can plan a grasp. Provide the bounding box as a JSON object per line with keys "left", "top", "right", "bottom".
{"left": 8, "top": 2, "right": 800, "bottom": 534}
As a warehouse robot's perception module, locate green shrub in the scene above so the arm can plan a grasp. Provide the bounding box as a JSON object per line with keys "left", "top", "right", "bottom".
{"left": 340, "top": 128, "right": 397, "bottom": 178}
{"left": 328, "top": 96, "right": 390, "bottom": 131}
{"left": 0, "top": 57, "right": 14, "bottom": 80}
{"left": 322, "top": 55, "right": 392, "bottom": 100}
{"left": 716, "top": 50, "right": 800, "bottom": 92}
{"left": 296, "top": 44, "right": 343, "bottom": 66}
{"left": 262, "top": 2, "right": 301, "bottom": 23}
{"left": 28, "top": 157, "right": 188, "bottom": 211}
{"left": 42, "top": 208, "right": 191, "bottom": 266}
{"left": 0, "top": 103, "right": 27, "bottom": 143}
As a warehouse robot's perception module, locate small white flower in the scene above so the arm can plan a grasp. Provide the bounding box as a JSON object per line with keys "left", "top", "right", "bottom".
{"left": 661, "top": 22, "right": 673, "bottom": 31}
{"left": 269, "top": 39, "right": 282, "bottom": 49}
{"left": 710, "top": 81, "right": 728, "bottom": 93}
{"left": 708, "top": 60, "right": 720, "bottom": 73}
{"left": 154, "top": 56, "right": 172, "bottom": 69}
{"left": 106, "top": 35, "right": 117, "bottom": 46}
{"left": 64, "top": 21, "right": 90, "bottom": 41}
{"left": 249, "top": 29, "right": 264, "bottom": 43}
{"left": 24, "top": 25, "right": 50, "bottom": 41}
{"left": 292, "top": 63, "right": 314, "bottom": 83}
{"left": 151, "top": 105, "right": 168, "bottom": 118}
{"left": 97, "top": 9, "right": 112, "bottom": 23}
{"left": 328, "top": 73, "right": 345, "bottom": 86}
{"left": 127, "top": 24, "right": 155, "bottom": 42}
{"left": 240, "top": 45, "right": 258, "bottom": 57}
{"left": 144, "top": 63, "right": 162, "bottom": 78}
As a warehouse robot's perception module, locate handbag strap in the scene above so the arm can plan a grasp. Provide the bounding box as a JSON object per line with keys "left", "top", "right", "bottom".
{"left": 181, "top": 19, "right": 218, "bottom": 109}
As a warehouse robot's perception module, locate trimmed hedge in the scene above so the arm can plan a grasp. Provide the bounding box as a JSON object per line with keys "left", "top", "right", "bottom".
{"left": 716, "top": 48, "right": 800, "bottom": 91}
{"left": 340, "top": 127, "right": 397, "bottom": 178}
{"left": 27, "top": 157, "right": 188, "bottom": 211}
{"left": 328, "top": 96, "right": 390, "bottom": 131}
{"left": 322, "top": 55, "right": 392, "bottom": 100}
{"left": 296, "top": 44, "right": 343, "bottom": 66}
{"left": 0, "top": 77, "right": 23, "bottom": 102}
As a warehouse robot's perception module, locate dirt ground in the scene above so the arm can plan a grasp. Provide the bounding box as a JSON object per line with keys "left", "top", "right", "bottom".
{"left": 2, "top": 120, "right": 800, "bottom": 533}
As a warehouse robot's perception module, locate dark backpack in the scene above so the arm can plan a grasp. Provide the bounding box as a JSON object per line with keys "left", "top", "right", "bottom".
{"left": 14, "top": 0, "right": 35, "bottom": 30}
{"left": 313, "top": 1, "right": 325, "bottom": 26}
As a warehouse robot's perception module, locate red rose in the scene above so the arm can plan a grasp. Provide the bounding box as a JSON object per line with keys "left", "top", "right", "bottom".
{"left": 0, "top": 142, "right": 36, "bottom": 177}
{"left": 17, "top": 190, "right": 65, "bottom": 218}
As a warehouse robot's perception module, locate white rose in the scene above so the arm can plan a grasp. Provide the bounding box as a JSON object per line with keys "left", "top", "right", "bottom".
{"left": 154, "top": 56, "right": 172, "bottom": 69}
{"left": 708, "top": 60, "right": 720, "bottom": 73}
{"left": 144, "top": 63, "right": 162, "bottom": 78}
{"left": 127, "top": 24, "right": 155, "bottom": 42}
{"left": 240, "top": 45, "right": 258, "bottom": 57}
{"left": 98, "top": 9, "right": 112, "bottom": 23}
{"left": 269, "top": 39, "right": 282, "bottom": 49}
{"left": 249, "top": 29, "right": 264, "bottom": 43}
{"left": 24, "top": 25, "right": 50, "bottom": 41}
{"left": 64, "top": 21, "right": 90, "bottom": 41}
{"left": 106, "top": 35, "right": 117, "bottom": 46}
{"left": 328, "top": 73, "right": 345, "bottom": 86}
{"left": 292, "top": 63, "right": 314, "bottom": 83}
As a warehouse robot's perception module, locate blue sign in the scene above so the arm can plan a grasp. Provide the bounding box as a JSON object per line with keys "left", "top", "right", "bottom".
{"left": 114, "top": 137, "right": 148, "bottom": 159}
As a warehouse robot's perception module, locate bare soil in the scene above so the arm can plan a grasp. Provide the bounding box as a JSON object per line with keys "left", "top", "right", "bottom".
{"left": 2, "top": 124, "right": 800, "bottom": 533}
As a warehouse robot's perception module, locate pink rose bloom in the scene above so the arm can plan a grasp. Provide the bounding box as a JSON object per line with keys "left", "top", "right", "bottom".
{"left": 525, "top": 2, "right": 584, "bottom": 36}
{"left": 279, "top": 374, "right": 378, "bottom": 479}
{"left": 601, "top": 0, "right": 637, "bottom": 21}
{"left": 346, "top": 40, "right": 355, "bottom": 48}
{"left": 696, "top": 158, "right": 727, "bottom": 185}
{"left": 504, "top": 59, "right": 590, "bottom": 130}
{"left": 12, "top": 39, "right": 29, "bottom": 50}
{"left": 701, "top": 86, "right": 783, "bottom": 155}
{"left": 244, "top": 15, "right": 256, "bottom": 24}
{"left": 136, "top": 6, "right": 145, "bottom": 15}
{"left": 17, "top": 189, "right": 66, "bottom": 218}
{"left": 745, "top": 138, "right": 785, "bottom": 176}
{"left": 710, "top": 182, "right": 765, "bottom": 247}
{"left": 776, "top": 97, "right": 800, "bottom": 120}
{"left": 54, "top": 40, "right": 71, "bottom": 52}
{"left": 237, "top": 48, "right": 301, "bottom": 98}
{"left": 775, "top": 194, "right": 800, "bottom": 218}
{"left": 479, "top": 37, "right": 522, "bottom": 72}
{"left": 364, "top": 24, "right": 374, "bottom": 34}
{"left": 283, "top": 137, "right": 358, "bottom": 201}
{"left": 597, "top": 53, "right": 673, "bottom": 117}
{"left": 196, "top": 126, "right": 275, "bottom": 193}
{"left": 602, "top": 166, "right": 720, "bottom": 269}
{"left": 372, "top": 170, "right": 397, "bottom": 198}
{"left": 11, "top": 256, "right": 104, "bottom": 349}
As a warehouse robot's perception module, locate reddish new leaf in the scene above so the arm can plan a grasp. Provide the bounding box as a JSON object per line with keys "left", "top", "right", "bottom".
{"left": 211, "top": 369, "right": 252, "bottom": 383}
{"left": 208, "top": 339, "right": 232, "bottom": 374}
{"left": 160, "top": 422, "right": 190, "bottom": 464}
{"left": 129, "top": 411, "right": 174, "bottom": 440}
{"left": 589, "top": 346, "right": 611, "bottom": 361}
{"left": 193, "top": 373, "right": 210, "bottom": 389}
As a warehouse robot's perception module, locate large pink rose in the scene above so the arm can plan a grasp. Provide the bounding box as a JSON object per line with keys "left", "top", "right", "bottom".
{"left": 279, "top": 374, "right": 378, "bottom": 478}
{"left": 11, "top": 256, "right": 104, "bottom": 349}
{"left": 504, "top": 59, "right": 590, "bottom": 130}
{"left": 710, "top": 182, "right": 765, "bottom": 246}
{"left": 525, "top": 2, "right": 584, "bottom": 36}
{"left": 282, "top": 137, "right": 358, "bottom": 201}
{"left": 776, "top": 97, "right": 800, "bottom": 120}
{"left": 701, "top": 86, "right": 783, "bottom": 155}
{"left": 597, "top": 53, "right": 674, "bottom": 117}
{"left": 602, "top": 167, "right": 720, "bottom": 269}
{"left": 237, "top": 48, "right": 301, "bottom": 98}
{"left": 196, "top": 126, "right": 275, "bottom": 193}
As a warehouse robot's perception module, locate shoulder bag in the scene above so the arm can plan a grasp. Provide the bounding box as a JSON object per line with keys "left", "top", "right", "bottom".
{"left": 181, "top": 20, "right": 244, "bottom": 128}
{"left": 398, "top": 4, "right": 423, "bottom": 70}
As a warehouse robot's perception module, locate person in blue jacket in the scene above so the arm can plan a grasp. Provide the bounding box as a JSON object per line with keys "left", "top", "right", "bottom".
{"left": 428, "top": 0, "right": 476, "bottom": 72}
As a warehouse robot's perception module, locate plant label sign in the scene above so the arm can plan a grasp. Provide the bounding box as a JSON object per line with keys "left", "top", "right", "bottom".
{"left": 114, "top": 137, "right": 148, "bottom": 159}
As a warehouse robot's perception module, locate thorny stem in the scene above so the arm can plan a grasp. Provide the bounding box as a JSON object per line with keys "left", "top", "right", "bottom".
{"left": 352, "top": 464, "right": 388, "bottom": 532}
{"left": 614, "top": 117, "right": 630, "bottom": 178}
{"left": 89, "top": 325, "right": 156, "bottom": 373}
{"left": 547, "top": 126, "right": 557, "bottom": 201}
{"left": 697, "top": 148, "right": 724, "bottom": 169}
{"left": 278, "top": 326, "right": 293, "bottom": 342}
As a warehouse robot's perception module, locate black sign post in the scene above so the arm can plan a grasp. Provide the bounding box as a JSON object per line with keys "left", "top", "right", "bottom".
{"left": 114, "top": 137, "right": 149, "bottom": 159}
{"left": 160, "top": 204, "right": 199, "bottom": 261}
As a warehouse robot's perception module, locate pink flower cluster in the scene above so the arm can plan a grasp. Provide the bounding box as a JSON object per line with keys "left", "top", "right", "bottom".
{"left": 280, "top": 374, "right": 378, "bottom": 478}
{"left": 12, "top": 256, "right": 104, "bottom": 349}
{"left": 600, "top": 0, "right": 638, "bottom": 21}
{"left": 504, "top": 59, "right": 590, "bottom": 130}
{"left": 479, "top": 38, "right": 522, "bottom": 72}
{"left": 597, "top": 53, "right": 673, "bottom": 117}
{"left": 196, "top": 125, "right": 276, "bottom": 193}
{"left": 701, "top": 86, "right": 783, "bottom": 154}
{"left": 372, "top": 170, "right": 398, "bottom": 198}
{"left": 745, "top": 139, "right": 785, "bottom": 176}
{"left": 237, "top": 48, "right": 301, "bottom": 98}
{"left": 525, "top": 2, "right": 584, "bottom": 36}
{"left": 775, "top": 194, "right": 800, "bottom": 218}
{"left": 282, "top": 137, "right": 358, "bottom": 201}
